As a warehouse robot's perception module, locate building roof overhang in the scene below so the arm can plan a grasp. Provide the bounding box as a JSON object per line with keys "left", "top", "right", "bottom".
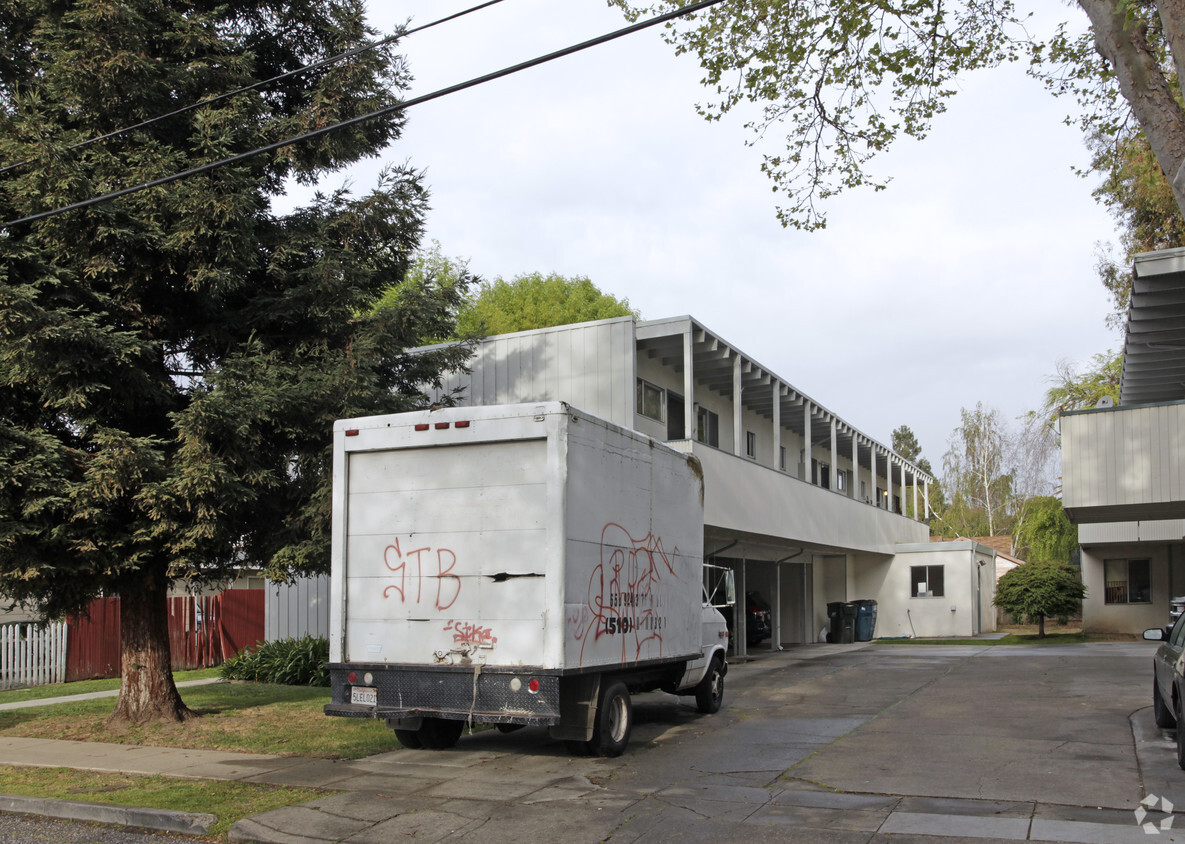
{"left": 1123, "top": 250, "right": 1185, "bottom": 405}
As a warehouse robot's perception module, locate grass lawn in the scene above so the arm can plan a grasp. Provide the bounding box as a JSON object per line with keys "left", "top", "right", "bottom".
{"left": 0, "top": 766, "right": 328, "bottom": 840}
{"left": 0, "top": 681, "right": 402, "bottom": 759}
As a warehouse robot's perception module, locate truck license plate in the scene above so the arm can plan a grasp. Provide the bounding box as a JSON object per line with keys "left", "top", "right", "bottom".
{"left": 351, "top": 686, "right": 377, "bottom": 706}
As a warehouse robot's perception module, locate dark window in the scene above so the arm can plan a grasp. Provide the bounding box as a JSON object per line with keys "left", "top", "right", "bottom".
{"left": 1104, "top": 559, "right": 1151, "bottom": 604}
{"left": 696, "top": 406, "right": 719, "bottom": 447}
{"left": 666, "top": 390, "right": 684, "bottom": 440}
{"left": 745, "top": 431, "right": 756, "bottom": 459}
{"left": 911, "top": 565, "right": 945, "bottom": 598}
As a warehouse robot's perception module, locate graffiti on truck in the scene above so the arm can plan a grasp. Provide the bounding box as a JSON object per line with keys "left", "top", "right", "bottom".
{"left": 443, "top": 619, "right": 497, "bottom": 647}
{"left": 381, "top": 538, "right": 461, "bottom": 611}
{"left": 568, "top": 522, "right": 679, "bottom": 666}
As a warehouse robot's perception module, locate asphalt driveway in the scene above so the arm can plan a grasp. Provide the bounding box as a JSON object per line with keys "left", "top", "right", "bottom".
{"left": 225, "top": 640, "right": 1179, "bottom": 842}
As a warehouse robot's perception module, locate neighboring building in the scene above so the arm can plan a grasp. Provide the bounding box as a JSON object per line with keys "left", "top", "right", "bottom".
{"left": 1061, "top": 248, "right": 1185, "bottom": 634}
{"left": 420, "top": 314, "right": 996, "bottom": 649}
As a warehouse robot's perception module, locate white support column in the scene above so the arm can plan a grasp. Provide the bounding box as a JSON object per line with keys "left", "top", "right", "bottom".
{"left": 829, "top": 418, "right": 837, "bottom": 491}
{"left": 924, "top": 479, "right": 931, "bottom": 519}
{"left": 888, "top": 459, "right": 896, "bottom": 512}
{"left": 683, "top": 330, "right": 695, "bottom": 440}
{"left": 733, "top": 354, "right": 743, "bottom": 456}
{"left": 912, "top": 472, "right": 919, "bottom": 520}
{"left": 802, "top": 402, "right": 812, "bottom": 481}
{"left": 772, "top": 382, "right": 781, "bottom": 470}
{"left": 850, "top": 429, "right": 858, "bottom": 498}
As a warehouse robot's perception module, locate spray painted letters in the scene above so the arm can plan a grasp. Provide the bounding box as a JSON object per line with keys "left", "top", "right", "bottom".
{"left": 382, "top": 538, "right": 461, "bottom": 611}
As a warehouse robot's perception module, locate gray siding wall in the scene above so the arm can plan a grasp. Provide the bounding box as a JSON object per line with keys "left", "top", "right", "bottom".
{"left": 436, "top": 317, "right": 636, "bottom": 426}
{"left": 1062, "top": 401, "right": 1185, "bottom": 521}
{"left": 266, "top": 576, "right": 329, "bottom": 641}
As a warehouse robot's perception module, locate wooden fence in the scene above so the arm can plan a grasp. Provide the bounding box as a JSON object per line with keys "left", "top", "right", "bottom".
{"left": 0, "top": 621, "right": 67, "bottom": 690}
{"left": 65, "top": 590, "right": 264, "bottom": 682}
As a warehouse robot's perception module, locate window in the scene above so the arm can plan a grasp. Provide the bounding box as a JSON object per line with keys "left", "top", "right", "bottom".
{"left": 745, "top": 431, "right": 756, "bottom": 459}
{"left": 860, "top": 480, "right": 867, "bottom": 500}
{"left": 696, "top": 405, "right": 719, "bottom": 447}
{"left": 836, "top": 469, "right": 847, "bottom": 492}
{"left": 911, "top": 565, "right": 944, "bottom": 598}
{"left": 779, "top": 446, "right": 786, "bottom": 471}
{"left": 811, "top": 459, "right": 831, "bottom": 489}
{"left": 1104, "top": 559, "right": 1151, "bottom": 604}
{"left": 637, "top": 379, "right": 665, "bottom": 423}
{"left": 667, "top": 390, "right": 684, "bottom": 440}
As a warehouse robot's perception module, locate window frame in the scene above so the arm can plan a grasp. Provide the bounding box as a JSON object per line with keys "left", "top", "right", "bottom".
{"left": 1104, "top": 558, "right": 1152, "bottom": 605}
{"left": 745, "top": 430, "right": 756, "bottom": 459}
{"left": 910, "top": 565, "right": 945, "bottom": 598}
{"left": 637, "top": 378, "right": 665, "bottom": 424}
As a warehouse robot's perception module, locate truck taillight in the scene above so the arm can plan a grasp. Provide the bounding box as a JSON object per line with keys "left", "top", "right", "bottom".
{"left": 455, "top": 420, "right": 470, "bottom": 428}
{"left": 528, "top": 678, "right": 540, "bottom": 694}
{"left": 434, "top": 422, "right": 449, "bottom": 430}
{"left": 348, "top": 672, "right": 357, "bottom": 683}
{"left": 344, "top": 429, "right": 359, "bottom": 437}
{"left": 414, "top": 423, "right": 429, "bottom": 431}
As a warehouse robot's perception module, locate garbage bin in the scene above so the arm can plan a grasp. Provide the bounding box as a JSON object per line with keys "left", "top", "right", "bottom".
{"left": 827, "top": 601, "right": 857, "bottom": 643}
{"left": 854, "top": 599, "right": 878, "bottom": 642}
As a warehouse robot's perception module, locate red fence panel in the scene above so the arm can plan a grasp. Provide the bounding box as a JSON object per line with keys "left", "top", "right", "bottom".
{"left": 65, "top": 597, "right": 120, "bottom": 682}
{"left": 66, "top": 589, "right": 265, "bottom": 680}
{"left": 218, "top": 589, "right": 265, "bottom": 660}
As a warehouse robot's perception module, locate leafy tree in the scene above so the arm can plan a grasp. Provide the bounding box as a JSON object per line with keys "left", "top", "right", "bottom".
{"left": 610, "top": 2, "right": 1185, "bottom": 231}
{"left": 937, "top": 404, "right": 1057, "bottom": 546}
{"left": 370, "top": 241, "right": 473, "bottom": 343}
{"left": 993, "top": 562, "right": 1086, "bottom": 638}
{"left": 0, "top": 1, "right": 470, "bottom": 724}
{"left": 1013, "top": 496, "right": 1078, "bottom": 566}
{"left": 456, "top": 273, "right": 638, "bottom": 336}
{"left": 1035, "top": 351, "right": 1122, "bottom": 426}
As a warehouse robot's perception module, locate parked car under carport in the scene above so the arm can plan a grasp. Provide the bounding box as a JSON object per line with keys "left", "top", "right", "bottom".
{"left": 1143, "top": 615, "right": 1185, "bottom": 769}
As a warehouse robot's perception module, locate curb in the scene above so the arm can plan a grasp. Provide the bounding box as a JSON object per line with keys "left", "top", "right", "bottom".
{"left": 0, "top": 793, "right": 216, "bottom": 836}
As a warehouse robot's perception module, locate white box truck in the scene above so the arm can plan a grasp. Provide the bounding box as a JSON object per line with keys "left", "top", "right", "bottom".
{"left": 324, "top": 402, "right": 732, "bottom": 756}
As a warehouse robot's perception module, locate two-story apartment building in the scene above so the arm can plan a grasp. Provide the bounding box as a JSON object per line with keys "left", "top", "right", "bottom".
{"left": 423, "top": 315, "right": 998, "bottom": 650}
{"left": 1062, "top": 248, "right": 1185, "bottom": 634}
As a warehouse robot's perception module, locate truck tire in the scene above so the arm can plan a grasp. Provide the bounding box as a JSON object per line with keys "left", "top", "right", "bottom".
{"left": 393, "top": 729, "right": 423, "bottom": 750}
{"left": 695, "top": 656, "right": 725, "bottom": 714}
{"left": 589, "top": 679, "right": 632, "bottom": 757}
{"left": 418, "top": 717, "right": 464, "bottom": 750}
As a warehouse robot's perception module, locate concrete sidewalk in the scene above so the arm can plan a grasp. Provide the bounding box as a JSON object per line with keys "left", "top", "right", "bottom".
{"left": 0, "top": 678, "right": 223, "bottom": 712}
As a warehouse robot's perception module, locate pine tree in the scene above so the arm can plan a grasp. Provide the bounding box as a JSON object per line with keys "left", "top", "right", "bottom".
{"left": 0, "top": 0, "right": 470, "bottom": 724}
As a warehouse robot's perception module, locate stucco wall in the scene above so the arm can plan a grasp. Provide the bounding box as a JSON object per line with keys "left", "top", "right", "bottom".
{"left": 1081, "top": 542, "right": 1183, "bottom": 634}
{"left": 852, "top": 544, "right": 994, "bottom": 638}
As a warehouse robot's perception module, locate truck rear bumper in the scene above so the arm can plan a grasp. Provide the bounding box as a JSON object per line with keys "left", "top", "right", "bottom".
{"left": 325, "top": 663, "right": 561, "bottom": 726}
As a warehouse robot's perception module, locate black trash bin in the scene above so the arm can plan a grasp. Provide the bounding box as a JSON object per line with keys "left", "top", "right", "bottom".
{"left": 827, "top": 601, "right": 857, "bottom": 643}
{"left": 854, "top": 599, "right": 878, "bottom": 642}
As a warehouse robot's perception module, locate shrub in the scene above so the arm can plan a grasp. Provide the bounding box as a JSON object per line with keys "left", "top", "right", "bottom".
{"left": 220, "top": 635, "right": 330, "bottom": 686}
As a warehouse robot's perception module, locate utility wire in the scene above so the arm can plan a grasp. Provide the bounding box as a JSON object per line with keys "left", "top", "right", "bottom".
{"left": 3, "top": 0, "right": 727, "bottom": 229}
{"left": 0, "top": 0, "right": 508, "bottom": 177}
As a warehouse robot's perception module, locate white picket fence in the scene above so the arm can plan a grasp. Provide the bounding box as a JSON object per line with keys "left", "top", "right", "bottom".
{"left": 0, "top": 621, "right": 67, "bottom": 690}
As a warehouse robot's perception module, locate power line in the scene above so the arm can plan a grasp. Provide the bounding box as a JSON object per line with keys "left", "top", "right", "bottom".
{"left": 3, "top": 0, "right": 727, "bottom": 229}
{"left": 0, "top": 0, "right": 509, "bottom": 177}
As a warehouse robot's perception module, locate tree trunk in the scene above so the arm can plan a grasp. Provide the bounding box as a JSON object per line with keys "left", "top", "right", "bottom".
{"left": 106, "top": 562, "right": 193, "bottom": 726}
{"left": 1037, "top": 614, "right": 1046, "bottom": 639}
{"left": 1079, "top": 0, "right": 1185, "bottom": 218}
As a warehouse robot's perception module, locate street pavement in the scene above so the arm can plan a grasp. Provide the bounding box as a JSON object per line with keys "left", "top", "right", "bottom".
{"left": 1, "top": 641, "right": 1182, "bottom": 842}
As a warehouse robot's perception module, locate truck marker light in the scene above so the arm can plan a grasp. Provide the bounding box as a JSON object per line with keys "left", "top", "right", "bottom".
{"left": 455, "top": 420, "right": 470, "bottom": 428}
{"left": 414, "top": 424, "right": 429, "bottom": 431}
{"left": 348, "top": 672, "right": 357, "bottom": 684}
{"left": 434, "top": 422, "right": 450, "bottom": 430}
{"left": 528, "top": 678, "right": 540, "bottom": 694}
{"left": 364, "top": 672, "right": 373, "bottom": 685}
{"left": 344, "top": 429, "right": 360, "bottom": 437}
{"left": 509, "top": 678, "right": 522, "bottom": 692}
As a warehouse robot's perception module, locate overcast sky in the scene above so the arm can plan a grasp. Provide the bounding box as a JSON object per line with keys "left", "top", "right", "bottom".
{"left": 300, "top": 2, "right": 1121, "bottom": 469}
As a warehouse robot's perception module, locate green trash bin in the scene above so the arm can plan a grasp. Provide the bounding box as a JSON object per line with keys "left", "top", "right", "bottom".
{"left": 854, "top": 599, "right": 878, "bottom": 641}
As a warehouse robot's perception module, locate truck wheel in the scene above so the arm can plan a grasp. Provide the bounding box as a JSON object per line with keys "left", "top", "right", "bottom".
{"left": 695, "top": 656, "right": 725, "bottom": 714}
{"left": 393, "top": 729, "right": 423, "bottom": 750}
{"left": 589, "top": 680, "right": 632, "bottom": 757}
{"left": 418, "top": 717, "right": 464, "bottom": 750}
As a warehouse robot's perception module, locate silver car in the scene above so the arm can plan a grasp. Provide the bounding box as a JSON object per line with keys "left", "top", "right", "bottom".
{"left": 1144, "top": 616, "right": 1185, "bottom": 769}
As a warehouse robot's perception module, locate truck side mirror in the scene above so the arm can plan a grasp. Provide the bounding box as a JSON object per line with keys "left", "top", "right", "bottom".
{"left": 724, "top": 570, "right": 736, "bottom": 607}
